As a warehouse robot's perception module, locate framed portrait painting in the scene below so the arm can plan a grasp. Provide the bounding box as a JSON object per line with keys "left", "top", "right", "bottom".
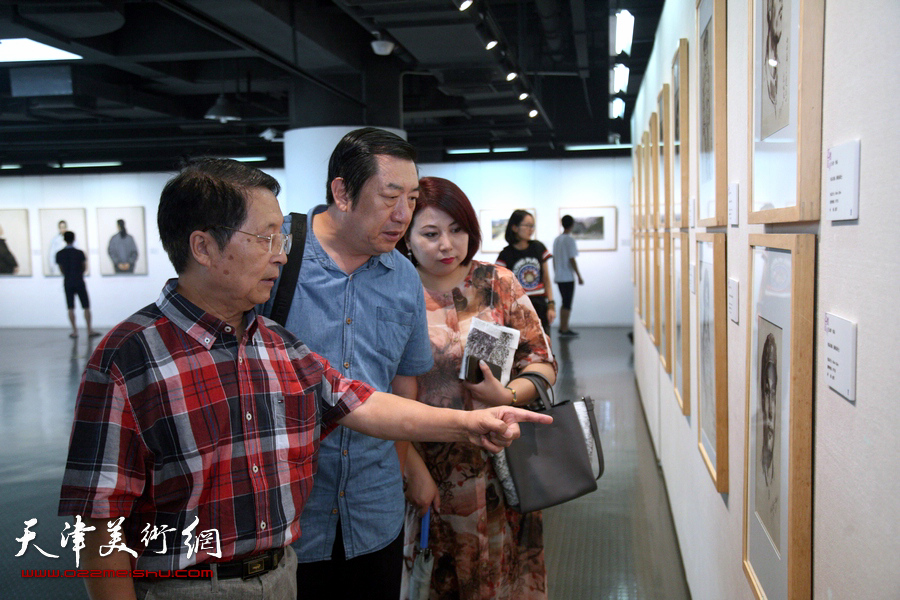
{"left": 97, "top": 207, "right": 148, "bottom": 276}
{"left": 39, "top": 208, "right": 88, "bottom": 277}
{"left": 671, "top": 232, "right": 690, "bottom": 414}
{"left": 478, "top": 208, "right": 535, "bottom": 254}
{"left": 559, "top": 206, "right": 617, "bottom": 252}
{"left": 748, "top": 0, "right": 824, "bottom": 223}
{"left": 0, "top": 209, "right": 32, "bottom": 276}
{"left": 742, "top": 234, "right": 814, "bottom": 599}
{"left": 696, "top": 0, "right": 727, "bottom": 227}
{"left": 696, "top": 232, "right": 727, "bottom": 492}
{"left": 672, "top": 39, "right": 690, "bottom": 228}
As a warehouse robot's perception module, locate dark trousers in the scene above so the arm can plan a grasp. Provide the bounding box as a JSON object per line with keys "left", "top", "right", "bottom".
{"left": 530, "top": 295, "right": 550, "bottom": 335}
{"left": 295, "top": 525, "right": 403, "bottom": 600}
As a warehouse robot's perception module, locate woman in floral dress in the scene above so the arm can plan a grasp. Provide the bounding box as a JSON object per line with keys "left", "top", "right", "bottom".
{"left": 397, "top": 177, "right": 557, "bottom": 600}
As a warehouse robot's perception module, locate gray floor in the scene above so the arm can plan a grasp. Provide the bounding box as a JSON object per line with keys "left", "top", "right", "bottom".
{"left": 0, "top": 327, "right": 689, "bottom": 599}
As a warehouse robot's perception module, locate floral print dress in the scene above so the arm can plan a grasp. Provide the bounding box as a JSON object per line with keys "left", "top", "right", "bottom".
{"left": 402, "top": 261, "right": 556, "bottom": 600}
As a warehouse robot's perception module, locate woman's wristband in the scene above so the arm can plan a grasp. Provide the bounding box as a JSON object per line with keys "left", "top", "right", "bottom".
{"left": 546, "top": 299, "right": 555, "bottom": 306}
{"left": 505, "top": 385, "right": 517, "bottom": 406}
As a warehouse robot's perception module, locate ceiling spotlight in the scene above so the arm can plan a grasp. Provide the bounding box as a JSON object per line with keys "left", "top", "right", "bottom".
{"left": 204, "top": 94, "right": 241, "bottom": 123}
{"left": 456, "top": 0, "right": 474, "bottom": 11}
{"left": 518, "top": 92, "right": 529, "bottom": 101}
{"left": 612, "top": 63, "right": 630, "bottom": 93}
{"left": 506, "top": 71, "right": 517, "bottom": 82}
{"left": 609, "top": 97, "right": 626, "bottom": 119}
{"left": 615, "top": 10, "right": 635, "bottom": 56}
{"left": 529, "top": 109, "right": 538, "bottom": 118}
{"left": 370, "top": 32, "right": 396, "bottom": 56}
{"left": 259, "top": 128, "right": 283, "bottom": 142}
{"left": 485, "top": 39, "right": 498, "bottom": 50}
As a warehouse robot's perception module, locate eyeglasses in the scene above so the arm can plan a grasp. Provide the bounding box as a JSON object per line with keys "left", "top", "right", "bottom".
{"left": 220, "top": 227, "right": 292, "bottom": 255}
{"left": 517, "top": 223, "right": 535, "bottom": 230}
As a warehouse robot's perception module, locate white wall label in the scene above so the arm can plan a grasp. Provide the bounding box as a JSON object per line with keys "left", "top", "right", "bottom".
{"left": 825, "top": 139, "right": 860, "bottom": 221}
{"left": 824, "top": 312, "right": 857, "bottom": 401}
{"left": 727, "top": 278, "right": 739, "bottom": 323}
{"left": 689, "top": 264, "right": 695, "bottom": 294}
{"left": 728, "top": 183, "right": 739, "bottom": 226}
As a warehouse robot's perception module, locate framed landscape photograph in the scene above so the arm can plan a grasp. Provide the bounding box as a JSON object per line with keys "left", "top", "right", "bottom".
{"left": 658, "top": 231, "right": 672, "bottom": 372}
{"left": 672, "top": 231, "right": 690, "bottom": 415}
{"left": 97, "top": 206, "right": 148, "bottom": 276}
{"left": 748, "top": 0, "right": 824, "bottom": 223}
{"left": 672, "top": 39, "right": 690, "bottom": 228}
{"left": 658, "top": 84, "right": 671, "bottom": 230}
{"left": 478, "top": 208, "right": 535, "bottom": 254}
{"left": 742, "top": 234, "right": 814, "bottom": 599}
{"left": 0, "top": 209, "right": 32, "bottom": 276}
{"left": 696, "top": 0, "right": 727, "bottom": 227}
{"left": 696, "top": 232, "right": 728, "bottom": 492}
{"left": 559, "top": 206, "right": 617, "bottom": 252}
{"left": 39, "top": 208, "right": 88, "bottom": 277}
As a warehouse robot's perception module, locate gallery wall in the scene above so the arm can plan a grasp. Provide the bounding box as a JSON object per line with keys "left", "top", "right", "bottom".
{"left": 0, "top": 156, "right": 633, "bottom": 329}
{"left": 630, "top": 0, "right": 900, "bottom": 599}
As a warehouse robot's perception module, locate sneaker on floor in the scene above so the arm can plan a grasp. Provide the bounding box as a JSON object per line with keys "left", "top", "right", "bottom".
{"left": 88, "top": 331, "right": 102, "bottom": 337}
{"left": 559, "top": 329, "right": 579, "bottom": 337}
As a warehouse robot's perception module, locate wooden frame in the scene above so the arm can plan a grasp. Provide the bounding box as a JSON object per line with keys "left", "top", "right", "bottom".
{"left": 658, "top": 84, "right": 672, "bottom": 230}
{"left": 642, "top": 130, "right": 652, "bottom": 232}
{"left": 672, "top": 38, "right": 690, "bottom": 228}
{"left": 696, "top": 0, "right": 727, "bottom": 227}
{"left": 742, "top": 234, "right": 814, "bottom": 600}
{"left": 645, "top": 231, "right": 654, "bottom": 337}
{"left": 747, "top": 0, "right": 824, "bottom": 223}
{"left": 637, "top": 231, "right": 644, "bottom": 321}
{"left": 0, "top": 208, "right": 32, "bottom": 276}
{"left": 478, "top": 208, "right": 535, "bottom": 253}
{"left": 649, "top": 112, "right": 660, "bottom": 231}
{"left": 696, "top": 232, "right": 727, "bottom": 492}
{"left": 559, "top": 206, "right": 618, "bottom": 251}
{"left": 97, "top": 206, "right": 148, "bottom": 276}
{"left": 635, "top": 144, "right": 644, "bottom": 231}
{"left": 672, "top": 231, "right": 691, "bottom": 414}
{"left": 39, "top": 208, "right": 88, "bottom": 277}
{"left": 658, "top": 231, "right": 672, "bottom": 372}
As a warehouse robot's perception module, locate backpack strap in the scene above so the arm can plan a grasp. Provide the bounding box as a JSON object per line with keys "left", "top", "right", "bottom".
{"left": 269, "top": 212, "right": 307, "bottom": 326}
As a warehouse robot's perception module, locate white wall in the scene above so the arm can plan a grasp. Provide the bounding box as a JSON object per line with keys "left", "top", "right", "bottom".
{"left": 0, "top": 156, "right": 633, "bottom": 328}
{"left": 631, "top": 0, "right": 900, "bottom": 599}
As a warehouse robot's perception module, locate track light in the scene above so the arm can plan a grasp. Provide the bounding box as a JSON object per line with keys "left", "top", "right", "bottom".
{"left": 454, "top": 0, "right": 473, "bottom": 11}
{"left": 370, "top": 32, "right": 395, "bottom": 56}
{"left": 615, "top": 10, "right": 635, "bottom": 56}
{"left": 609, "top": 97, "right": 625, "bottom": 119}
{"left": 506, "top": 71, "right": 517, "bottom": 82}
{"left": 204, "top": 94, "right": 241, "bottom": 123}
{"left": 485, "top": 39, "right": 498, "bottom": 50}
{"left": 519, "top": 92, "right": 529, "bottom": 101}
{"left": 529, "top": 109, "right": 538, "bottom": 118}
{"left": 612, "top": 64, "right": 630, "bottom": 93}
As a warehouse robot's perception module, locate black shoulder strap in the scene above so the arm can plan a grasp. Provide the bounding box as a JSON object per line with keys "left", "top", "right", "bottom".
{"left": 269, "top": 212, "right": 307, "bottom": 326}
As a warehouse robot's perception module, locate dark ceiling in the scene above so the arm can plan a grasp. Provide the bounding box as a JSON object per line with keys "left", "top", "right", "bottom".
{"left": 0, "top": 0, "right": 662, "bottom": 175}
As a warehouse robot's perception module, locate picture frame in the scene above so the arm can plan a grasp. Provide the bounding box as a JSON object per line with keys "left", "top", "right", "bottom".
{"left": 672, "top": 231, "right": 691, "bottom": 414}
{"left": 637, "top": 231, "right": 644, "bottom": 322}
{"left": 672, "top": 38, "right": 690, "bottom": 228}
{"left": 747, "top": 0, "right": 824, "bottom": 223}
{"left": 559, "top": 206, "right": 617, "bottom": 252}
{"left": 0, "top": 209, "right": 32, "bottom": 276}
{"left": 696, "top": 232, "right": 728, "bottom": 492}
{"left": 658, "top": 230, "right": 672, "bottom": 372}
{"left": 39, "top": 208, "right": 88, "bottom": 277}
{"left": 649, "top": 112, "right": 660, "bottom": 230}
{"left": 97, "top": 207, "right": 148, "bottom": 276}
{"left": 658, "top": 84, "right": 672, "bottom": 230}
{"left": 635, "top": 144, "right": 644, "bottom": 231}
{"left": 478, "top": 208, "right": 536, "bottom": 254}
{"left": 642, "top": 130, "right": 652, "bottom": 232}
{"left": 645, "top": 231, "right": 654, "bottom": 338}
{"left": 742, "top": 234, "right": 815, "bottom": 599}
{"left": 696, "top": 0, "right": 727, "bottom": 227}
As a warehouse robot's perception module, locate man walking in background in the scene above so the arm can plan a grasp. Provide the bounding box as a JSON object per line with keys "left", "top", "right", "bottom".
{"left": 552, "top": 214, "right": 584, "bottom": 337}
{"left": 55, "top": 230, "right": 99, "bottom": 338}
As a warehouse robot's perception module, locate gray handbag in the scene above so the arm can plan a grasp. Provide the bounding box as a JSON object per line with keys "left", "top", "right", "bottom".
{"left": 501, "top": 372, "right": 604, "bottom": 513}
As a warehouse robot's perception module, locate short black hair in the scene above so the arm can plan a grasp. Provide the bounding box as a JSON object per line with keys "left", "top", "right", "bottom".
{"left": 158, "top": 158, "right": 280, "bottom": 273}
{"left": 326, "top": 127, "right": 417, "bottom": 208}
{"left": 504, "top": 209, "right": 533, "bottom": 246}
{"left": 63, "top": 231, "right": 75, "bottom": 244}
{"left": 561, "top": 214, "right": 574, "bottom": 230}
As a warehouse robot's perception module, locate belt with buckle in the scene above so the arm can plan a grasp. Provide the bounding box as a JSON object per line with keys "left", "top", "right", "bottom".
{"left": 213, "top": 547, "right": 285, "bottom": 580}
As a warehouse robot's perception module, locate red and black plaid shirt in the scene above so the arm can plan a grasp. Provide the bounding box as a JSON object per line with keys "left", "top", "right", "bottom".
{"left": 59, "top": 279, "right": 373, "bottom": 570}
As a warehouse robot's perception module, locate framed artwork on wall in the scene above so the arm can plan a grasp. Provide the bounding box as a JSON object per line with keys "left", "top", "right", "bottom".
{"left": 696, "top": 232, "right": 728, "bottom": 492}
{"left": 39, "top": 208, "right": 88, "bottom": 277}
{"left": 748, "top": 0, "right": 824, "bottom": 223}
{"left": 742, "top": 234, "right": 814, "bottom": 600}
{"left": 672, "top": 231, "right": 690, "bottom": 415}
{"left": 478, "top": 208, "right": 535, "bottom": 254}
{"left": 635, "top": 144, "right": 644, "bottom": 231}
{"left": 658, "top": 84, "right": 672, "bottom": 230}
{"left": 649, "top": 112, "right": 660, "bottom": 231}
{"left": 658, "top": 230, "right": 672, "bottom": 372}
{"left": 672, "top": 38, "right": 690, "bottom": 229}
{"left": 559, "top": 206, "right": 617, "bottom": 252}
{"left": 97, "top": 207, "right": 148, "bottom": 276}
{"left": 637, "top": 231, "right": 644, "bottom": 322}
{"left": 696, "top": 0, "right": 727, "bottom": 227}
{"left": 645, "top": 230, "right": 654, "bottom": 338}
{"left": 0, "top": 209, "right": 32, "bottom": 276}
{"left": 642, "top": 130, "right": 652, "bottom": 232}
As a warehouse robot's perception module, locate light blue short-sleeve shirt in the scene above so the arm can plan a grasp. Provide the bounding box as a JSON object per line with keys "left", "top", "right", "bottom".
{"left": 263, "top": 207, "right": 433, "bottom": 561}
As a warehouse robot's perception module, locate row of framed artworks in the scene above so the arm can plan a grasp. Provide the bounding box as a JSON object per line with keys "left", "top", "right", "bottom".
{"left": 633, "top": 0, "right": 824, "bottom": 235}
{"left": 633, "top": 229, "right": 814, "bottom": 600}
{"left": 0, "top": 207, "right": 148, "bottom": 277}
{"left": 478, "top": 206, "right": 619, "bottom": 253}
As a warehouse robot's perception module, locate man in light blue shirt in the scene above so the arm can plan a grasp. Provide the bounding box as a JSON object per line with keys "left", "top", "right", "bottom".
{"left": 552, "top": 214, "right": 585, "bottom": 336}
{"left": 264, "top": 128, "right": 432, "bottom": 600}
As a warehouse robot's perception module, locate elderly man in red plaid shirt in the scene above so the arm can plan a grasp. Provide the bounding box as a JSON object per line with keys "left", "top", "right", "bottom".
{"left": 58, "top": 158, "right": 550, "bottom": 600}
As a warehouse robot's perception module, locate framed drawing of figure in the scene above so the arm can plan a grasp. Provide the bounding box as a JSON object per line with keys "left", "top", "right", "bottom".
{"left": 97, "top": 207, "right": 148, "bottom": 275}
{"left": 671, "top": 231, "right": 690, "bottom": 415}
{"left": 0, "top": 209, "right": 32, "bottom": 276}
{"left": 743, "top": 234, "right": 814, "bottom": 599}
{"left": 658, "top": 84, "right": 671, "bottom": 230}
{"left": 696, "top": 232, "right": 727, "bottom": 492}
{"left": 39, "top": 208, "right": 88, "bottom": 277}
{"left": 696, "top": 0, "right": 727, "bottom": 227}
{"left": 672, "top": 39, "right": 690, "bottom": 229}
{"left": 748, "top": 0, "right": 824, "bottom": 223}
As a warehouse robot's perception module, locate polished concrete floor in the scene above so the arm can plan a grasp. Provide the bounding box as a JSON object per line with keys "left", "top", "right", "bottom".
{"left": 0, "top": 327, "right": 689, "bottom": 599}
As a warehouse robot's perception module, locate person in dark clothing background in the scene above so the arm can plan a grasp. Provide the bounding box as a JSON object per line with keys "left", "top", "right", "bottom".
{"left": 56, "top": 230, "right": 99, "bottom": 338}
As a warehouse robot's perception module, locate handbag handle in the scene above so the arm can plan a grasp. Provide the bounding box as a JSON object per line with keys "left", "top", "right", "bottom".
{"left": 512, "top": 371, "right": 555, "bottom": 410}
{"left": 581, "top": 396, "right": 605, "bottom": 479}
